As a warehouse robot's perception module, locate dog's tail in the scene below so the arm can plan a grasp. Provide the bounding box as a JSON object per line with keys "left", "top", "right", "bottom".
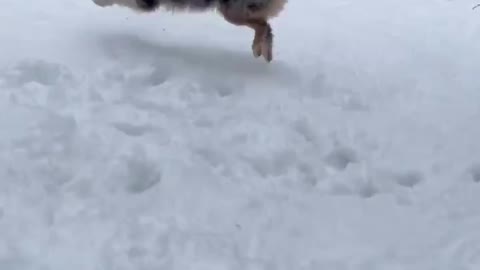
{"left": 92, "top": 0, "right": 219, "bottom": 12}
{"left": 93, "top": 0, "right": 287, "bottom": 17}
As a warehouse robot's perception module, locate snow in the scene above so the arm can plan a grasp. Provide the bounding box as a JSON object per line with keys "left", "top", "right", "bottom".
{"left": 1, "top": 0, "right": 480, "bottom": 269}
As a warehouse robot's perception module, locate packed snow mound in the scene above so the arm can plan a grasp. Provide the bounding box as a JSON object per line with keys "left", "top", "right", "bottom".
{"left": 1, "top": 0, "right": 480, "bottom": 269}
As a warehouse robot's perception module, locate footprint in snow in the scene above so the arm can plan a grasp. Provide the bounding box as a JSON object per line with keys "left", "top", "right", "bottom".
{"left": 1, "top": 59, "right": 73, "bottom": 87}
{"left": 112, "top": 122, "right": 153, "bottom": 137}
{"left": 356, "top": 180, "right": 379, "bottom": 198}
{"left": 468, "top": 164, "right": 480, "bottom": 183}
{"left": 393, "top": 170, "right": 423, "bottom": 188}
{"left": 121, "top": 153, "right": 163, "bottom": 194}
{"left": 324, "top": 146, "right": 358, "bottom": 170}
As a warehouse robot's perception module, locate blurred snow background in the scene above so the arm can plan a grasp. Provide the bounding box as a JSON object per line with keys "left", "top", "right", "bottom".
{"left": 1, "top": 0, "right": 480, "bottom": 269}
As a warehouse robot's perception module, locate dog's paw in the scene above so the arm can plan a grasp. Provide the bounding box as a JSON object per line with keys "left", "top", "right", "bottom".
{"left": 252, "top": 41, "right": 262, "bottom": 58}
{"left": 261, "top": 39, "right": 272, "bottom": 62}
{"left": 260, "top": 29, "right": 273, "bottom": 62}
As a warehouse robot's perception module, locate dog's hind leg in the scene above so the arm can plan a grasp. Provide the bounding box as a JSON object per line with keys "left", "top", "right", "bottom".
{"left": 246, "top": 19, "right": 273, "bottom": 62}
{"left": 220, "top": 14, "right": 274, "bottom": 62}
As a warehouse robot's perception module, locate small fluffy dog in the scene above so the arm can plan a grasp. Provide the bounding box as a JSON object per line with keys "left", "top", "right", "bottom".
{"left": 92, "top": 0, "right": 287, "bottom": 62}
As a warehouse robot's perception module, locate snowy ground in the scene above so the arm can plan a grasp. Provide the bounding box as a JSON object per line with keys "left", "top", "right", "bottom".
{"left": 1, "top": 0, "right": 480, "bottom": 269}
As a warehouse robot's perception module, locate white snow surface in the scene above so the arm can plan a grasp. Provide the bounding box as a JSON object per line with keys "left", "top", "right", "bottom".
{"left": 1, "top": 0, "right": 480, "bottom": 269}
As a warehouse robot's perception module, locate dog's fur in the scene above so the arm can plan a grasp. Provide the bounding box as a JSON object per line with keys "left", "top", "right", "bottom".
{"left": 92, "top": 0, "right": 287, "bottom": 62}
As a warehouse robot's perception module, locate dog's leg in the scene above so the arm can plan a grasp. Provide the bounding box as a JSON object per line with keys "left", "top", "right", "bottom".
{"left": 246, "top": 20, "right": 273, "bottom": 62}
{"left": 221, "top": 14, "right": 274, "bottom": 62}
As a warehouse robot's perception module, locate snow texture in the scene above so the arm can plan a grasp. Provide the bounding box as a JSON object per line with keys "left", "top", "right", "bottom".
{"left": 1, "top": 0, "right": 480, "bottom": 269}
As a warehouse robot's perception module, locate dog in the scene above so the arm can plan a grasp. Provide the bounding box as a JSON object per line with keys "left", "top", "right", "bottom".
{"left": 92, "top": 0, "right": 287, "bottom": 62}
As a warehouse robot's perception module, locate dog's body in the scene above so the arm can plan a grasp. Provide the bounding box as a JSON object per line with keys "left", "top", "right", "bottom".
{"left": 92, "top": 0, "right": 287, "bottom": 62}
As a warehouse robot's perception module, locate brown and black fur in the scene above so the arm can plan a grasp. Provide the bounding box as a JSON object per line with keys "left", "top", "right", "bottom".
{"left": 93, "top": 0, "right": 287, "bottom": 62}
